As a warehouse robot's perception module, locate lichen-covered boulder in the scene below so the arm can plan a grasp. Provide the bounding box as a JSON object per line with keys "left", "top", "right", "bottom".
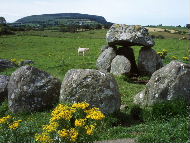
{"left": 8, "top": 66, "right": 61, "bottom": 113}
{"left": 96, "top": 47, "right": 116, "bottom": 72}
{"left": 110, "top": 55, "right": 131, "bottom": 75}
{"left": 60, "top": 69, "right": 121, "bottom": 114}
{"left": 0, "top": 75, "right": 10, "bottom": 103}
{"left": 0, "top": 59, "right": 17, "bottom": 71}
{"left": 134, "top": 61, "right": 190, "bottom": 106}
{"left": 138, "top": 47, "right": 163, "bottom": 75}
{"left": 106, "top": 24, "right": 155, "bottom": 47}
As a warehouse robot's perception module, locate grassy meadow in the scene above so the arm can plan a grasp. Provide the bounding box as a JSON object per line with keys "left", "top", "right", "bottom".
{"left": 0, "top": 28, "right": 189, "bottom": 142}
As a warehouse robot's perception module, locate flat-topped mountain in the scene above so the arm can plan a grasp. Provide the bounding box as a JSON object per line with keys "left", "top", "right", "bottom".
{"left": 16, "top": 13, "right": 111, "bottom": 26}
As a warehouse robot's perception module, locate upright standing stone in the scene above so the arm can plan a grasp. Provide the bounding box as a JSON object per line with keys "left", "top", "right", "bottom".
{"left": 138, "top": 47, "right": 163, "bottom": 75}
{"left": 96, "top": 47, "right": 116, "bottom": 72}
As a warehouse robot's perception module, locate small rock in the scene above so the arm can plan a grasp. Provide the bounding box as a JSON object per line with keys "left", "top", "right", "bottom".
{"left": 0, "top": 59, "right": 17, "bottom": 71}
{"left": 0, "top": 75, "right": 10, "bottom": 103}
{"left": 110, "top": 55, "right": 131, "bottom": 75}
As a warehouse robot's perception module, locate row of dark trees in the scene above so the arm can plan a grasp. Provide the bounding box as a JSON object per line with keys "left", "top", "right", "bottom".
{"left": 0, "top": 17, "right": 14, "bottom": 35}
{"left": 59, "top": 23, "right": 111, "bottom": 32}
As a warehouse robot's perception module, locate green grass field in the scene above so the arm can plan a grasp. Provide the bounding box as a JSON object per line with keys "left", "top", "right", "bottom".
{"left": 0, "top": 29, "right": 189, "bottom": 142}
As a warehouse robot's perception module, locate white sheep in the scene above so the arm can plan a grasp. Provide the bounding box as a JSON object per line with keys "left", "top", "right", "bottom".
{"left": 78, "top": 47, "right": 89, "bottom": 56}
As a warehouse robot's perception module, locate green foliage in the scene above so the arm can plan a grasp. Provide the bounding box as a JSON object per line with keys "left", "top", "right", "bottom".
{"left": 150, "top": 99, "right": 189, "bottom": 120}
{"left": 0, "top": 25, "right": 14, "bottom": 35}
{"left": 0, "top": 100, "right": 9, "bottom": 117}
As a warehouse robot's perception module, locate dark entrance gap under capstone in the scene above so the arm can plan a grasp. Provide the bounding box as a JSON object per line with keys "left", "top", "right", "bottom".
{"left": 116, "top": 46, "right": 139, "bottom": 75}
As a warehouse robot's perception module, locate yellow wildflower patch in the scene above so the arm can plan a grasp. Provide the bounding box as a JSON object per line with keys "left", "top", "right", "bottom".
{"left": 72, "top": 102, "right": 90, "bottom": 109}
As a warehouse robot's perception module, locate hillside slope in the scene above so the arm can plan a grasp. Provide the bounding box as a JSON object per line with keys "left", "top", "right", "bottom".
{"left": 16, "top": 13, "right": 111, "bottom": 26}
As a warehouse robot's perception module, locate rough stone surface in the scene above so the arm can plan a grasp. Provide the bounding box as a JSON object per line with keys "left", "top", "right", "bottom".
{"left": 134, "top": 61, "right": 190, "bottom": 106}
{"left": 110, "top": 55, "right": 131, "bottom": 75}
{"left": 106, "top": 24, "right": 155, "bottom": 47}
{"left": 101, "top": 45, "right": 109, "bottom": 52}
{"left": 0, "top": 75, "right": 10, "bottom": 103}
{"left": 8, "top": 66, "right": 61, "bottom": 113}
{"left": 60, "top": 69, "right": 121, "bottom": 114}
{"left": 0, "top": 59, "right": 17, "bottom": 71}
{"left": 116, "top": 47, "right": 139, "bottom": 75}
{"left": 96, "top": 47, "right": 116, "bottom": 72}
{"left": 19, "top": 60, "right": 34, "bottom": 66}
{"left": 138, "top": 47, "right": 163, "bottom": 75}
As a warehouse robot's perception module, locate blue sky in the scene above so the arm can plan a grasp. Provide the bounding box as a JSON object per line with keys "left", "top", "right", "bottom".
{"left": 0, "top": 0, "right": 189, "bottom": 26}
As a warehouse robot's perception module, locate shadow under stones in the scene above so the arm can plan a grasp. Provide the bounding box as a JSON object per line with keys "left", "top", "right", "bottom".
{"left": 108, "top": 105, "right": 144, "bottom": 127}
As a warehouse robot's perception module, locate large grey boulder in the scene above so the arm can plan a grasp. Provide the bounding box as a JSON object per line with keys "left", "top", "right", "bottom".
{"left": 138, "top": 47, "right": 163, "bottom": 75}
{"left": 96, "top": 47, "right": 116, "bottom": 72}
{"left": 110, "top": 55, "right": 131, "bottom": 75}
{"left": 0, "top": 75, "right": 10, "bottom": 103}
{"left": 60, "top": 69, "right": 121, "bottom": 114}
{"left": 106, "top": 24, "right": 155, "bottom": 47}
{"left": 8, "top": 66, "right": 61, "bottom": 113}
{"left": 134, "top": 61, "right": 190, "bottom": 106}
{"left": 0, "top": 59, "right": 17, "bottom": 71}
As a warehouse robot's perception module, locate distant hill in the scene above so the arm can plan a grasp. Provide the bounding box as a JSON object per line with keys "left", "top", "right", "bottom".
{"left": 15, "top": 13, "right": 112, "bottom": 27}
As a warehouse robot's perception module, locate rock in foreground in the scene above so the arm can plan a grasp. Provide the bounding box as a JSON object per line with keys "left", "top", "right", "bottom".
{"left": 8, "top": 66, "right": 61, "bottom": 113}
{"left": 60, "top": 69, "right": 121, "bottom": 114}
{"left": 134, "top": 61, "right": 190, "bottom": 105}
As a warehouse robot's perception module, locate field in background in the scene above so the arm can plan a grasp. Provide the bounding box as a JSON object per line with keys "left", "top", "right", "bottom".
{"left": 0, "top": 27, "right": 189, "bottom": 142}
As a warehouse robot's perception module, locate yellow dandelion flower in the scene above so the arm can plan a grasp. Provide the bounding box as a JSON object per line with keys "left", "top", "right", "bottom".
{"left": 0, "top": 115, "right": 12, "bottom": 124}
{"left": 69, "top": 128, "right": 78, "bottom": 142}
{"left": 43, "top": 122, "right": 59, "bottom": 132}
{"left": 85, "top": 125, "right": 96, "bottom": 135}
{"left": 72, "top": 102, "right": 89, "bottom": 109}
{"left": 9, "top": 120, "right": 22, "bottom": 130}
{"left": 75, "top": 118, "right": 86, "bottom": 127}
{"left": 58, "top": 129, "right": 69, "bottom": 138}
{"left": 35, "top": 132, "right": 53, "bottom": 143}
{"left": 86, "top": 107, "right": 105, "bottom": 120}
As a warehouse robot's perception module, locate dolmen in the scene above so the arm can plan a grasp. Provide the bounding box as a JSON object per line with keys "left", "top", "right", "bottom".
{"left": 97, "top": 24, "right": 163, "bottom": 76}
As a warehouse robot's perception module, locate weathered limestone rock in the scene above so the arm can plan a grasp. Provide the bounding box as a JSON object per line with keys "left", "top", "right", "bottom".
{"left": 0, "top": 59, "right": 17, "bottom": 71}
{"left": 106, "top": 24, "right": 155, "bottom": 47}
{"left": 134, "top": 61, "right": 190, "bottom": 106}
{"left": 96, "top": 47, "right": 116, "bottom": 72}
{"left": 8, "top": 66, "right": 61, "bottom": 113}
{"left": 117, "top": 47, "right": 139, "bottom": 75}
{"left": 110, "top": 55, "right": 131, "bottom": 75}
{"left": 0, "top": 75, "right": 10, "bottom": 103}
{"left": 19, "top": 60, "right": 34, "bottom": 66}
{"left": 138, "top": 47, "right": 163, "bottom": 75}
{"left": 60, "top": 69, "right": 121, "bottom": 114}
